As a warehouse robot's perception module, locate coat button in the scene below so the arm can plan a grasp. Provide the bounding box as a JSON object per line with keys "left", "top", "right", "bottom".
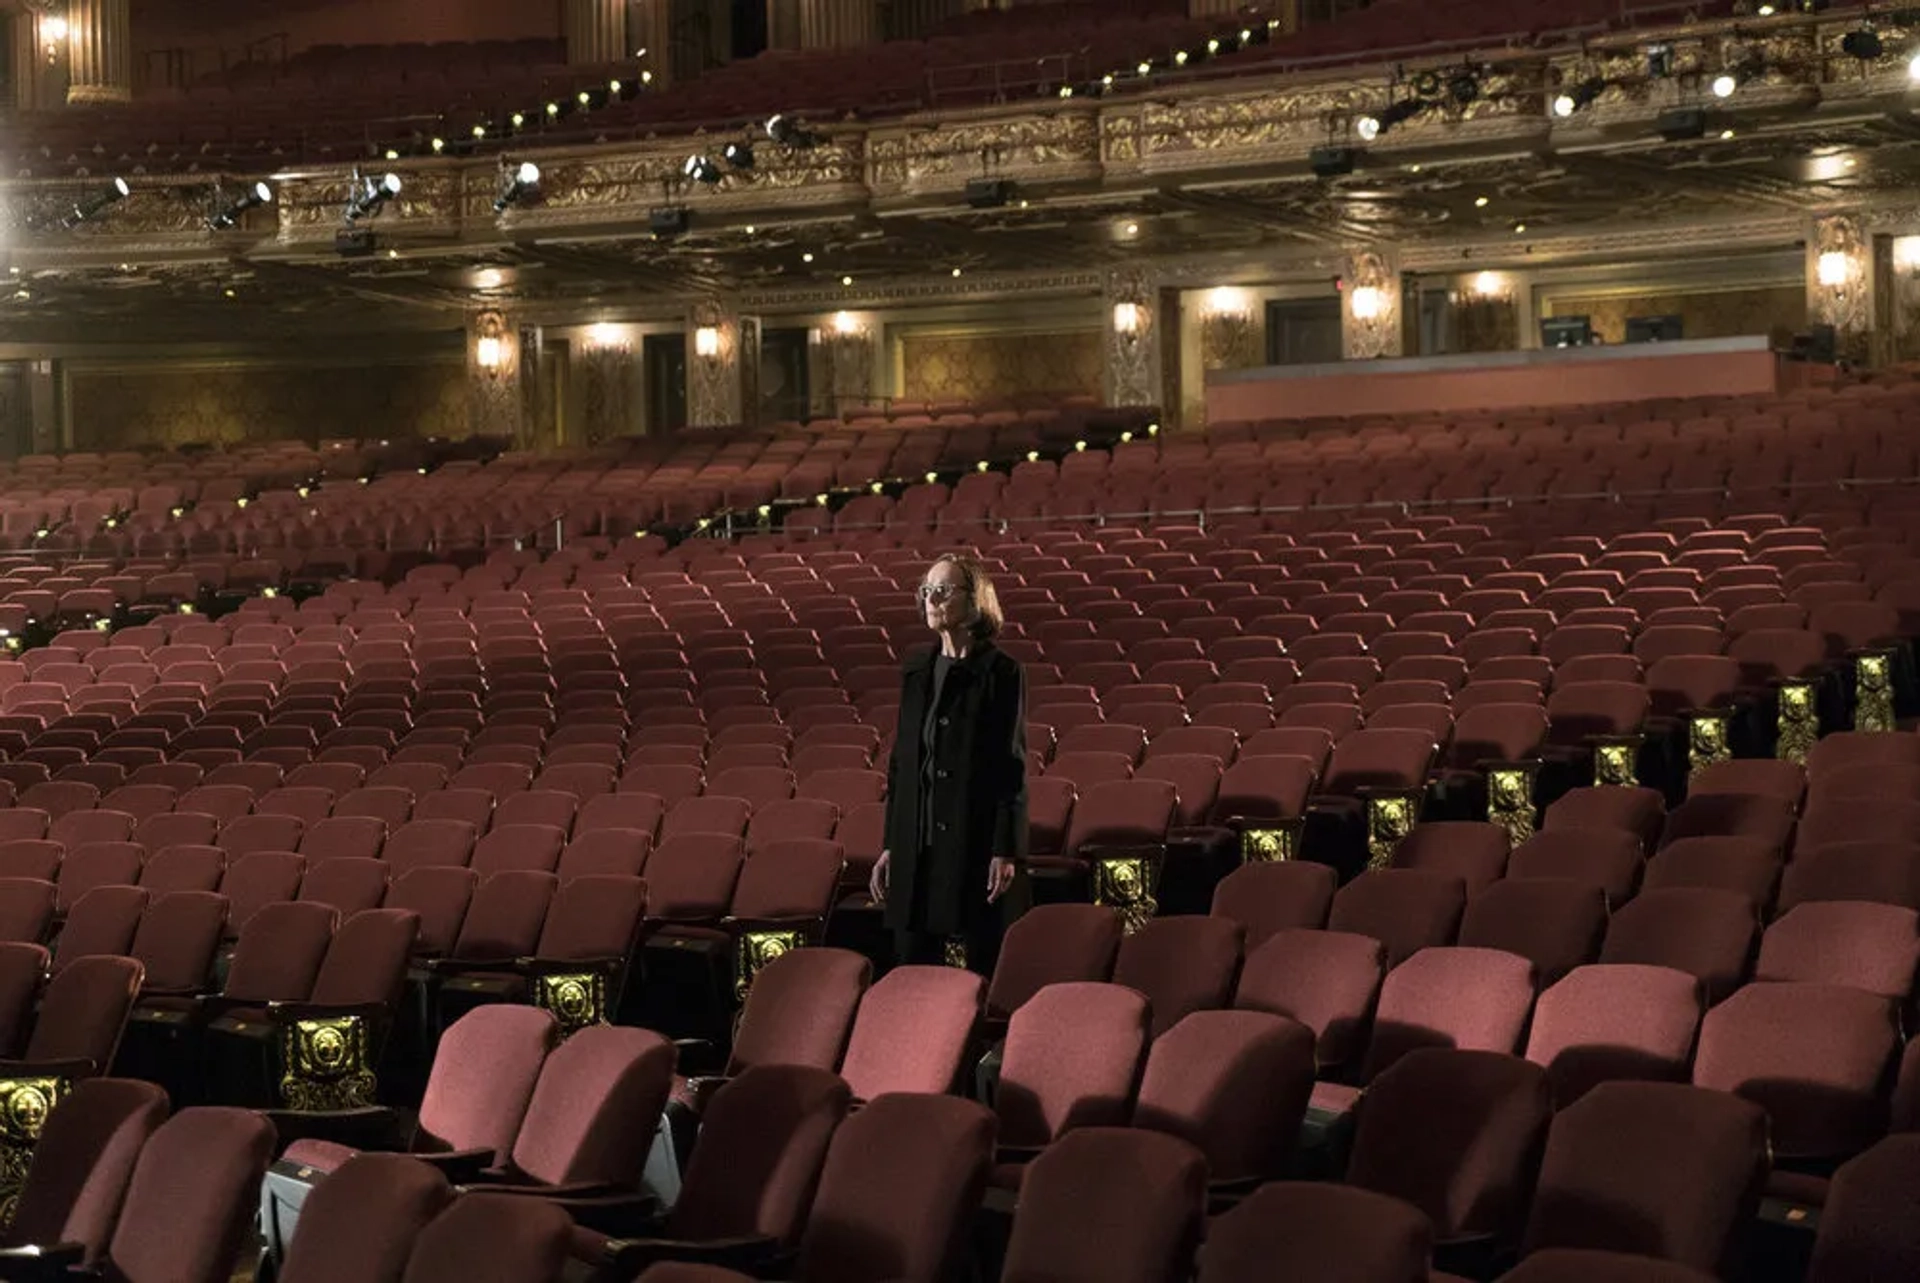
{"left": 936, "top": 769, "right": 950, "bottom": 780}
{"left": 936, "top": 821, "right": 949, "bottom": 833}
{"left": 938, "top": 716, "right": 950, "bottom": 727}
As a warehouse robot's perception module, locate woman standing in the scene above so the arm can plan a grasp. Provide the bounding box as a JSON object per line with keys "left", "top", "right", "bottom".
{"left": 871, "top": 553, "right": 1028, "bottom": 975}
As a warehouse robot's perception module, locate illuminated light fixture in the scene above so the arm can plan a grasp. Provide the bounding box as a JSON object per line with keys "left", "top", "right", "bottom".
{"left": 924, "top": 472, "right": 938, "bottom": 484}
{"left": 951, "top": 267, "right": 963, "bottom": 277}
{"left": 207, "top": 180, "right": 272, "bottom": 230}
{"left": 840, "top": 275, "right": 853, "bottom": 287}
{"left": 695, "top": 517, "right": 712, "bottom": 530}
{"left": 975, "top": 461, "right": 989, "bottom": 472}
{"left": 1112, "top": 301, "right": 1145, "bottom": 335}
{"left": 1841, "top": 28, "right": 1883, "bottom": 60}
{"left": 1713, "top": 51, "right": 1763, "bottom": 98}
{"left": 493, "top": 161, "right": 542, "bottom": 213}
{"left": 475, "top": 335, "right": 506, "bottom": 371}
{"left": 471, "top": 123, "right": 488, "bottom": 139}
{"left": 1120, "top": 431, "right": 1134, "bottom": 443}
{"left": 1349, "top": 285, "right": 1386, "bottom": 320}
{"left": 1147, "top": 422, "right": 1160, "bottom": 436}
{"left": 1817, "top": 250, "right": 1851, "bottom": 287}
{"left": 384, "top": 149, "right": 400, "bottom": 161}
{"left": 92, "top": 617, "right": 110, "bottom": 632}
{"left": 1447, "top": 69, "right": 1481, "bottom": 105}
{"left": 723, "top": 141, "right": 754, "bottom": 170}
{"left": 168, "top": 505, "right": 184, "bottom": 519}
{"left": 1512, "top": 221, "right": 1527, "bottom": 233}
{"left": 694, "top": 325, "right": 721, "bottom": 357}
{"left": 31, "top": 528, "right": 46, "bottom": 540}
{"left": 831, "top": 310, "right": 861, "bottom": 335}
{"left": 801, "top": 251, "right": 815, "bottom": 263}
{"left": 430, "top": 137, "right": 446, "bottom": 154}
{"left": 177, "top": 603, "right": 195, "bottom": 615}
{"left": 767, "top": 114, "right": 819, "bottom": 148}
{"left": 59, "top": 177, "right": 131, "bottom": 230}
{"left": 296, "top": 485, "right": 311, "bottom": 498}
{"left": 683, "top": 154, "right": 722, "bottom": 185}
{"left": 1174, "top": 50, "right": 1190, "bottom": 67}
{"left": 1474, "top": 195, "right": 1490, "bottom": 207}
{"left": 261, "top": 587, "right": 279, "bottom": 599}
{"left": 1757, "top": 1, "right": 1776, "bottom": 11}
{"left": 345, "top": 172, "right": 402, "bottom": 222}
{"left": 1908, "top": 50, "right": 1920, "bottom": 81}
{"left": 1552, "top": 77, "right": 1606, "bottom": 117}
{"left": 510, "top": 111, "right": 528, "bottom": 130}
{"left": 1357, "top": 97, "right": 1426, "bottom": 141}
{"left": 1074, "top": 441, "right": 1088, "bottom": 452}
{"left": 870, "top": 481, "right": 884, "bottom": 494}
{"left": 1027, "top": 450, "right": 1040, "bottom": 462}
{"left": 756, "top": 505, "right": 772, "bottom": 518}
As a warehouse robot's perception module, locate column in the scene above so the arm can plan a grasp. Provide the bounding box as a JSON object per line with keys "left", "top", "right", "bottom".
{"left": 1808, "top": 213, "right": 1875, "bottom": 367}
{"left": 66, "top": 0, "right": 130, "bottom": 105}
{"left": 767, "top": 0, "right": 804, "bottom": 50}
{"left": 565, "top": 0, "right": 628, "bottom": 65}
{"left": 1103, "top": 269, "right": 1162, "bottom": 408}
{"left": 687, "top": 299, "right": 761, "bottom": 428}
{"left": 467, "top": 310, "right": 528, "bottom": 443}
{"left": 799, "top": 0, "right": 878, "bottom": 49}
{"left": 1341, "top": 249, "right": 1404, "bottom": 361}
{"left": 808, "top": 310, "right": 877, "bottom": 418}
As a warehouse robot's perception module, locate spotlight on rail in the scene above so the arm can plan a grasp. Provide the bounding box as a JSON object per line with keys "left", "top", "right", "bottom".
{"left": 345, "top": 172, "right": 402, "bottom": 222}
{"left": 493, "top": 161, "right": 542, "bottom": 213}
{"left": 59, "top": 177, "right": 131, "bottom": 230}
{"left": 1841, "top": 27, "right": 1883, "bottom": 61}
{"left": 1355, "top": 98, "right": 1426, "bottom": 140}
{"left": 208, "top": 180, "right": 272, "bottom": 231}
{"left": 766, "top": 114, "right": 819, "bottom": 149}
{"left": 1552, "top": 77, "right": 1607, "bottom": 118}
{"left": 723, "top": 141, "right": 755, "bottom": 170}
{"left": 683, "top": 155, "right": 723, "bottom": 185}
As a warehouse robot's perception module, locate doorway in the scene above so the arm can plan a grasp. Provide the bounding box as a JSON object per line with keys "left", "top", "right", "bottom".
{"left": 644, "top": 333, "right": 687, "bottom": 434}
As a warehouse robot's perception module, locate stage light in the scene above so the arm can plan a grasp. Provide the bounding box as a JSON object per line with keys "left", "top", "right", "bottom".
{"left": 683, "top": 155, "right": 722, "bottom": 185}
{"left": 1757, "top": 1, "right": 1777, "bottom": 12}
{"left": 207, "top": 180, "right": 272, "bottom": 230}
{"left": 1357, "top": 115, "right": 1381, "bottom": 141}
{"left": 1359, "top": 98, "right": 1425, "bottom": 140}
{"left": 1713, "top": 52, "right": 1762, "bottom": 98}
{"left": 1447, "top": 70, "right": 1480, "bottom": 106}
{"left": 723, "top": 142, "right": 754, "bottom": 170}
{"left": 493, "top": 161, "right": 541, "bottom": 213}
{"left": 1646, "top": 43, "right": 1674, "bottom": 78}
{"left": 345, "top": 172, "right": 402, "bottom": 222}
{"left": 1552, "top": 77, "right": 1606, "bottom": 118}
{"left": 59, "top": 177, "right": 131, "bottom": 230}
{"left": 1842, "top": 28, "right": 1883, "bottom": 60}
{"left": 766, "top": 114, "right": 819, "bottom": 148}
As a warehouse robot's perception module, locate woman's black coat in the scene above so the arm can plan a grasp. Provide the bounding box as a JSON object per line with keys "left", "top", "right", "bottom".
{"left": 881, "top": 640, "right": 1029, "bottom": 936}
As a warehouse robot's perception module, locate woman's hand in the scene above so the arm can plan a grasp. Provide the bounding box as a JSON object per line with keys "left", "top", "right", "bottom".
{"left": 869, "top": 849, "right": 890, "bottom": 905}
{"left": 986, "top": 857, "right": 1016, "bottom": 904}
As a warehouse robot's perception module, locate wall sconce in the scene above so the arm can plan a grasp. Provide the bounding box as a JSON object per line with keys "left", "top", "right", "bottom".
{"left": 830, "top": 310, "right": 863, "bottom": 336}
{"left": 40, "top": 13, "right": 67, "bottom": 65}
{"left": 1896, "top": 237, "right": 1920, "bottom": 272}
{"left": 1349, "top": 286, "right": 1385, "bottom": 320}
{"left": 584, "top": 322, "right": 629, "bottom": 352}
{"left": 1816, "top": 250, "right": 1851, "bottom": 288}
{"left": 1112, "top": 301, "right": 1146, "bottom": 336}
{"left": 475, "top": 335, "right": 505, "bottom": 371}
{"left": 1470, "top": 271, "right": 1509, "bottom": 298}
{"left": 1202, "top": 286, "right": 1253, "bottom": 318}
{"left": 694, "top": 324, "right": 721, "bottom": 357}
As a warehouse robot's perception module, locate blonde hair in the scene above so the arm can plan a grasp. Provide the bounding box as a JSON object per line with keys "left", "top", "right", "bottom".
{"left": 926, "top": 553, "right": 1004, "bottom": 640}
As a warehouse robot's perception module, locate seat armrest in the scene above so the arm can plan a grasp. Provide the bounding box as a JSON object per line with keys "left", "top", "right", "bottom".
{"left": 411, "top": 1149, "right": 495, "bottom": 1185}
{"left": 0, "top": 1242, "right": 86, "bottom": 1283}
{"left": 600, "top": 1235, "right": 783, "bottom": 1275}
{"left": 0, "top": 1058, "right": 96, "bottom": 1082}
{"left": 266, "top": 1001, "right": 389, "bottom": 1025}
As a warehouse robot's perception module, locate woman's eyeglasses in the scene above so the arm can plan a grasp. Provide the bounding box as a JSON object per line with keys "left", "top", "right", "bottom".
{"left": 918, "top": 583, "right": 967, "bottom": 603}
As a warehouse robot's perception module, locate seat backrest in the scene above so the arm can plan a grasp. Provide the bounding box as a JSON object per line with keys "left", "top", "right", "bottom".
{"left": 129, "top": 891, "right": 228, "bottom": 995}
{"left": 508, "top": 1023, "right": 677, "bottom": 1189}
{"left": 796, "top": 1093, "right": 996, "bottom": 1283}
{"left": 1808, "top": 1135, "right": 1920, "bottom": 1283}
{"left": 223, "top": 900, "right": 336, "bottom": 1003}
{"left": 1524, "top": 963, "right": 1704, "bottom": 1107}
{"left": 1364, "top": 946, "right": 1538, "bottom": 1082}
{"left": 417, "top": 1006, "right": 560, "bottom": 1161}
{"left": 729, "top": 946, "right": 872, "bottom": 1075}
{"left": 278, "top": 1152, "right": 454, "bottom": 1283}
{"left": 1522, "top": 1081, "right": 1768, "bottom": 1273}
{"left": 52, "top": 886, "right": 149, "bottom": 974}
{"left": 449, "top": 871, "right": 556, "bottom": 961}
{"left": 396, "top": 1192, "right": 573, "bottom": 1283}
{"left": 1347, "top": 1048, "right": 1553, "bottom": 1244}
{"left": 1328, "top": 870, "right": 1467, "bottom": 968}
{"left": 1111, "top": 915, "right": 1243, "bottom": 1038}
{"left": 1599, "top": 887, "right": 1755, "bottom": 1002}
{"left": 310, "top": 908, "right": 418, "bottom": 1006}
{"left": 1756, "top": 902, "right": 1920, "bottom": 1000}
{"left": 5, "top": 1078, "right": 168, "bottom": 1260}
{"left": 1197, "top": 1181, "right": 1432, "bottom": 1283}
{"left": 667, "top": 1063, "right": 853, "bottom": 1244}
{"left": 106, "top": 1107, "right": 278, "bottom": 1283}
{"left": 26, "top": 954, "right": 144, "bottom": 1069}
{"left": 984, "top": 903, "right": 1121, "bottom": 1020}
{"left": 1002, "top": 1128, "right": 1205, "bottom": 1283}
{"left": 998, "top": 981, "right": 1150, "bottom": 1149}
{"left": 1132, "top": 1008, "right": 1315, "bottom": 1186}
{"left": 837, "top": 964, "right": 983, "bottom": 1101}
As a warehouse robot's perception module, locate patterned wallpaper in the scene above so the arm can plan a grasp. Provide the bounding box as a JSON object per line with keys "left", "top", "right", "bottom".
{"left": 68, "top": 360, "right": 468, "bottom": 451}
{"left": 1543, "top": 285, "right": 1806, "bottom": 346}
{"left": 898, "top": 330, "right": 1103, "bottom": 403}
